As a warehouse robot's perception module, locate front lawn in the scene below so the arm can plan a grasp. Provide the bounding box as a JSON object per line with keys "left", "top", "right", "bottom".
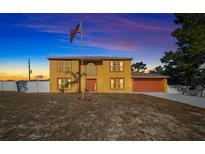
{"left": 0, "top": 92, "right": 204, "bottom": 140}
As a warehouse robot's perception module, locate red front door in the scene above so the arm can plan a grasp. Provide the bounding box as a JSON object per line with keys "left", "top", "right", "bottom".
{"left": 86, "top": 79, "right": 97, "bottom": 92}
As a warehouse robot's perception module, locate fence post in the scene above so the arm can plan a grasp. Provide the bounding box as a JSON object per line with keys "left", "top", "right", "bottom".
{"left": 2, "top": 81, "right": 3, "bottom": 91}
{"left": 36, "top": 82, "right": 39, "bottom": 93}
{"left": 14, "top": 81, "right": 15, "bottom": 91}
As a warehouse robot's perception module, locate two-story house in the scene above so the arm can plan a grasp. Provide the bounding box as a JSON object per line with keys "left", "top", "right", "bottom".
{"left": 48, "top": 56, "right": 133, "bottom": 93}
{"left": 48, "top": 56, "right": 169, "bottom": 93}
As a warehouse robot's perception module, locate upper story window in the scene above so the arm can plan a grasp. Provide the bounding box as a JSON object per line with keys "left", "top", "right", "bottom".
{"left": 57, "top": 61, "right": 72, "bottom": 72}
{"left": 86, "top": 63, "right": 97, "bottom": 76}
{"left": 110, "top": 61, "right": 124, "bottom": 72}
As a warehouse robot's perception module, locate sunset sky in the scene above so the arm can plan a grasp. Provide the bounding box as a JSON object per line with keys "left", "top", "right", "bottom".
{"left": 0, "top": 13, "right": 177, "bottom": 80}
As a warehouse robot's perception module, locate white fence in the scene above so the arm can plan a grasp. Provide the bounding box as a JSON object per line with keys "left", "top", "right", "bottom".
{"left": 0, "top": 81, "right": 17, "bottom": 91}
{"left": 26, "top": 81, "right": 49, "bottom": 93}
{"left": 0, "top": 81, "right": 204, "bottom": 96}
{"left": 0, "top": 81, "right": 49, "bottom": 93}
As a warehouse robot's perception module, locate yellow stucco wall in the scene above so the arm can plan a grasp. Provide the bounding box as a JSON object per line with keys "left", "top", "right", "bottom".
{"left": 49, "top": 59, "right": 132, "bottom": 93}
{"left": 94, "top": 60, "right": 132, "bottom": 92}
{"left": 163, "top": 79, "right": 167, "bottom": 92}
{"left": 49, "top": 60, "right": 80, "bottom": 92}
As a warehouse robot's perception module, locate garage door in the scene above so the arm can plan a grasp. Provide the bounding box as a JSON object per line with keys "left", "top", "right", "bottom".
{"left": 133, "top": 78, "right": 165, "bottom": 92}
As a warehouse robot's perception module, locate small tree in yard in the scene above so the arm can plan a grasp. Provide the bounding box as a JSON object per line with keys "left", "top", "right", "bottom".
{"left": 131, "top": 61, "right": 147, "bottom": 73}
{"left": 159, "top": 14, "right": 205, "bottom": 95}
{"left": 59, "top": 71, "right": 86, "bottom": 93}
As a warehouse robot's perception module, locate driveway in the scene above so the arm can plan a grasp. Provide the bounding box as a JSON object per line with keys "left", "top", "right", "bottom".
{"left": 143, "top": 92, "right": 205, "bottom": 109}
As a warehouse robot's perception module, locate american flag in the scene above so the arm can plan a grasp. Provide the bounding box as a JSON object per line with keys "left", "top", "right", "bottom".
{"left": 70, "top": 24, "right": 80, "bottom": 43}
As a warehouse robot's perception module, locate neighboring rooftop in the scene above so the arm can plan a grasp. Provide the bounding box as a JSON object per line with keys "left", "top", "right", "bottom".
{"left": 48, "top": 56, "right": 133, "bottom": 60}
{"left": 132, "top": 72, "right": 169, "bottom": 79}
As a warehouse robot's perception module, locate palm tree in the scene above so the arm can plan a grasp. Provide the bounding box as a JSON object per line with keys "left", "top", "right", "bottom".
{"left": 59, "top": 71, "right": 86, "bottom": 93}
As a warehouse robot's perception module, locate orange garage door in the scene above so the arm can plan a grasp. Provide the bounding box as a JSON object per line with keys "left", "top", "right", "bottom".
{"left": 133, "top": 78, "right": 165, "bottom": 92}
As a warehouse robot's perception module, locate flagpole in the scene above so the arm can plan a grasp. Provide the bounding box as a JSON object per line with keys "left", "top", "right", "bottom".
{"left": 80, "top": 21, "right": 85, "bottom": 100}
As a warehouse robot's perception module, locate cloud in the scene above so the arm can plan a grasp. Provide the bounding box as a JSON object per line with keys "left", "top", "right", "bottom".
{"left": 14, "top": 14, "right": 176, "bottom": 52}
{"left": 16, "top": 24, "right": 68, "bottom": 35}
{"left": 60, "top": 34, "right": 175, "bottom": 52}
{"left": 17, "top": 14, "right": 173, "bottom": 34}
{"left": 0, "top": 72, "right": 48, "bottom": 81}
{"left": 0, "top": 73, "right": 28, "bottom": 80}
{"left": 34, "top": 75, "right": 44, "bottom": 80}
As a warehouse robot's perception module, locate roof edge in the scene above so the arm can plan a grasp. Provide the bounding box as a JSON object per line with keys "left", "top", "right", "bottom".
{"left": 47, "top": 56, "right": 133, "bottom": 60}
{"left": 132, "top": 76, "right": 170, "bottom": 79}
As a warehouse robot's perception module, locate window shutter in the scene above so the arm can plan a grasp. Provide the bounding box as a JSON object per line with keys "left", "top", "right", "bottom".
{"left": 111, "top": 79, "right": 114, "bottom": 89}
{"left": 120, "top": 79, "right": 124, "bottom": 89}
{"left": 110, "top": 61, "right": 113, "bottom": 71}
{"left": 58, "top": 79, "right": 63, "bottom": 89}
{"left": 120, "top": 61, "right": 123, "bottom": 71}
{"left": 68, "top": 79, "right": 71, "bottom": 89}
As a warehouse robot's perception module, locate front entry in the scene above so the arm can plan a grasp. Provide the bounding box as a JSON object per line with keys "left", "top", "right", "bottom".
{"left": 86, "top": 79, "right": 97, "bottom": 92}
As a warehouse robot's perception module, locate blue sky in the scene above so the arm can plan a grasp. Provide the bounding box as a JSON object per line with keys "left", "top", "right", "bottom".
{"left": 0, "top": 13, "right": 177, "bottom": 80}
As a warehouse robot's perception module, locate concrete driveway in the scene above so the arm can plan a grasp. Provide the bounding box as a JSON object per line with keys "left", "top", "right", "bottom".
{"left": 142, "top": 92, "right": 205, "bottom": 109}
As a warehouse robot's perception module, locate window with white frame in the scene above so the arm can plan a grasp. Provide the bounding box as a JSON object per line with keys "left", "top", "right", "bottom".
{"left": 110, "top": 78, "right": 124, "bottom": 89}
{"left": 110, "top": 61, "right": 123, "bottom": 72}
{"left": 57, "top": 61, "right": 72, "bottom": 72}
{"left": 58, "top": 78, "right": 72, "bottom": 89}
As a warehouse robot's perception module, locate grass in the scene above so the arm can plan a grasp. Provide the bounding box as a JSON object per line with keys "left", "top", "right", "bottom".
{"left": 0, "top": 92, "right": 205, "bottom": 140}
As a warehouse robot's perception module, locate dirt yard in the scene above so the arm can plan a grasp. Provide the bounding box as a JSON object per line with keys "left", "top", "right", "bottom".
{"left": 0, "top": 92, "right": 205, "bottom": 141}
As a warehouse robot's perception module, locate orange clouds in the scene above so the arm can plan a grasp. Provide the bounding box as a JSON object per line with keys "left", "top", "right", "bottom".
{"left": 0, "top": 73, "right": 49, "bottom": 81}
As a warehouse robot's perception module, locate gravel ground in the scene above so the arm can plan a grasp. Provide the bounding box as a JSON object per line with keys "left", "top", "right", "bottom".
{"left": 0, "top": 92, "right": 205, "bottom": 141}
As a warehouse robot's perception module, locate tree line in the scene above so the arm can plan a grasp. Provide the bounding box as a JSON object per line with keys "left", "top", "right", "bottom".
{"left": 132, "top": 14, "right": 205, "bottom": 95}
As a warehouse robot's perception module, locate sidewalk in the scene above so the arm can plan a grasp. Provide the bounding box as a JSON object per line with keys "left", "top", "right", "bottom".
{"left": 142, "top": 92, "right": 205, "bottom": 109}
